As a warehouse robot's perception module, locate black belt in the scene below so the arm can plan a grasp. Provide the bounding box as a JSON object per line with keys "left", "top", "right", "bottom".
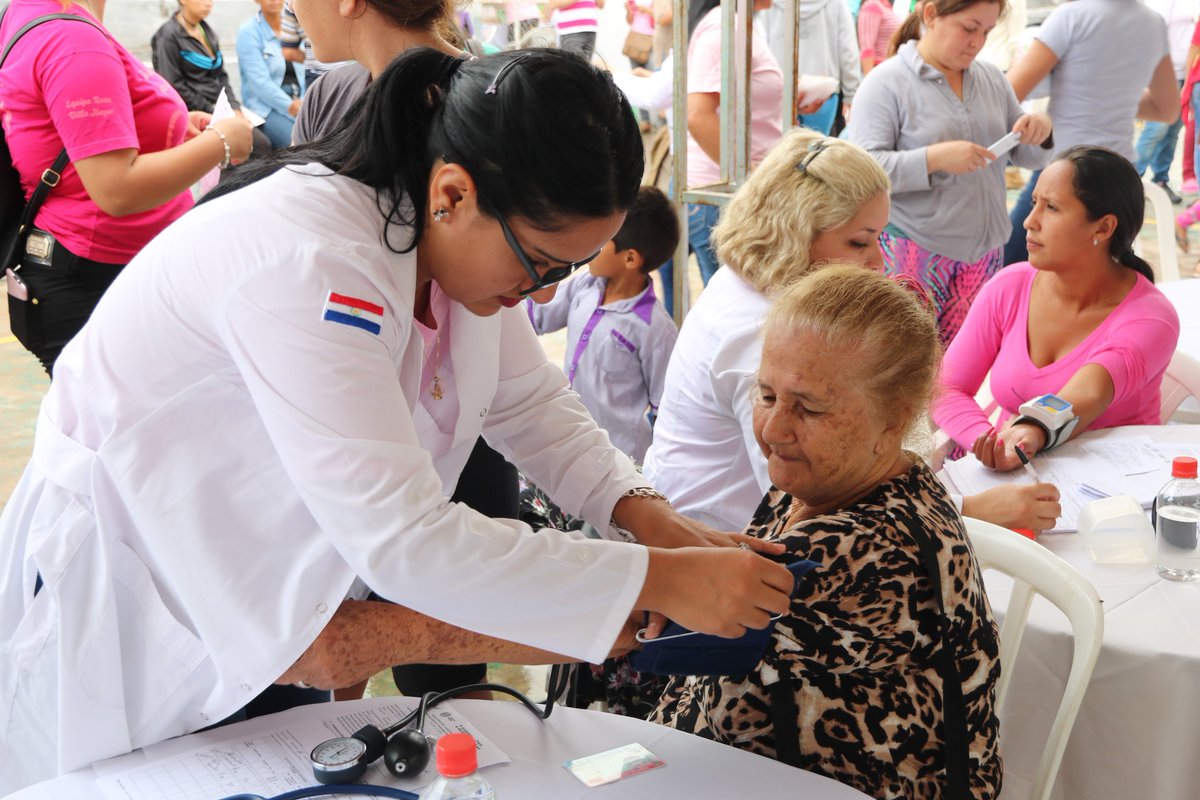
{"left": 23, "top": 228, "right": 123, "bottom": 271}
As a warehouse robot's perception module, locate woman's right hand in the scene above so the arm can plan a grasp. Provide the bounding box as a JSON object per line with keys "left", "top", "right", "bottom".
{"left": 962, "top": 483, "right": 1062, "bottom": 532}
{"left": 212, "top": 116, "right": 254, "bottom": 164}
{"left": 926, "top": 140, "right": 996, "bottom": 175}
{"left": 639, "top": 547, "right": 794, "bottom": 639}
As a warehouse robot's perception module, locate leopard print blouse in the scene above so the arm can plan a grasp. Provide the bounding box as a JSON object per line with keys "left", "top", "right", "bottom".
{"left": 650, "top": 458, "right": 1002, "bottom": 800}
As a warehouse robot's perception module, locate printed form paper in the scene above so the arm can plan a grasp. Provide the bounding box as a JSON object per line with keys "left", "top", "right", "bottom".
{"left": 943, "top": 436, "right": 1180, "bottom": 532}
{"left": 96, "top": 697, "right": 508, "bottom": 800}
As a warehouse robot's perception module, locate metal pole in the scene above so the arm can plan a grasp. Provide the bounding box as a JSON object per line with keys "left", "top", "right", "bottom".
{"left": 669, "top": 0, "right": 688, "bottom": 326}
{"left": 665, "top": 0, "right": 801, "bottom": 323}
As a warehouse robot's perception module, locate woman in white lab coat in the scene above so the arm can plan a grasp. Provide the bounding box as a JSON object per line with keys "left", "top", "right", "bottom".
{"left": 0, "top": 49, "right": 794, "bottom": 792}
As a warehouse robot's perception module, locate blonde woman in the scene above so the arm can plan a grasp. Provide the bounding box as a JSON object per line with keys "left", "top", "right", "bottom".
{"left": 644, "top": 128, "right": 1061, "bottom": 533}
{"left": 644, "top": 129, "right": 891, "bottom": 531}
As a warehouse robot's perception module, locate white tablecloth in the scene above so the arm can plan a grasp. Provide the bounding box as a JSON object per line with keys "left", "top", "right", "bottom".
{"left": 962, "top": 425, "right": 1200, "bottom": 800}
{"left": 7, "top": 698, "right": 873, "bottom": 800}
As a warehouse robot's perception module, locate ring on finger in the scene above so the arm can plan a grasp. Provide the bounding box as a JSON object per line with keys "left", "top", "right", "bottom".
{"left": 738, "top": 541, "right": 752, "bottom": 552}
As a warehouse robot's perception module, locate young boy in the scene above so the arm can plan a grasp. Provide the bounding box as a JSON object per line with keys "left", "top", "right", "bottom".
{"left": 528, "top": 186, "right": 679, "bottom": 463}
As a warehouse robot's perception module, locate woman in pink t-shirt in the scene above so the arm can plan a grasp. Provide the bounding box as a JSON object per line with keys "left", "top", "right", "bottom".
{"left": 0, "top": 0, "right": 253, "bottom": 376}
{"left": 934, "top": 146, "right": 1180, "bottom": 471}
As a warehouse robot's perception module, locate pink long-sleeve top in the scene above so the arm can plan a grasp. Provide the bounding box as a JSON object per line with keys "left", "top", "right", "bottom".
{"left": 857, "top": 0, "right": 900, "bottom": 66}
{"left": 933, "top": 263, "right": 1180, "bottom": 449}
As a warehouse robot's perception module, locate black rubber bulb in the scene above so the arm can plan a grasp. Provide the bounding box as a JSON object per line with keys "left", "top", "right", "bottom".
{"left": 383, "top": 729, "right": 431, "bottom": 777}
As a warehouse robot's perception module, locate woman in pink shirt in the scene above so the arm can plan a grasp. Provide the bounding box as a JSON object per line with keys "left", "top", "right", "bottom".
{"left": 0, "top": 0, "right": 253, "bottom": 376}
{"left": 856, "top": 0, "right": 900, "bottom": 75}
{"left": 934, "top": 146, "right": 1180, "bottom": 471}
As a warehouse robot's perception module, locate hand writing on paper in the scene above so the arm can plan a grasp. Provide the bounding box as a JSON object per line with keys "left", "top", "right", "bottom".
{"left": 962, "top": 483, "right": 1061, "bottom": 532}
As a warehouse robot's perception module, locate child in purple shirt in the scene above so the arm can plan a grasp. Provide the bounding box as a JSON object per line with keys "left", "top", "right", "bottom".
{"left": 529, "top": 186, "right": 680, "bottom": 463}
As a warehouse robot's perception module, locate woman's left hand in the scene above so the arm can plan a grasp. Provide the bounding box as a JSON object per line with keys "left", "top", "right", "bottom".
{"left": 612, "top": 494, "right": 786, "bottom": 641}
{"left": 971, "top": 422, "right": 1047, "bottom": 471}
{"left": 186, "top": 110, "right": 212, "bottom": 140}
{"left": 1011, "top": 112, "right": 1053, "bottom": 148}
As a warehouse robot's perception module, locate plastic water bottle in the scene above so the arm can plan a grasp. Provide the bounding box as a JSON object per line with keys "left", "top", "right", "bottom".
{"left": 417, "top": 733, "right": 495, "bottom": 800}
{"left": 1155, "top": 456, "right": 1200, "bottom": 582}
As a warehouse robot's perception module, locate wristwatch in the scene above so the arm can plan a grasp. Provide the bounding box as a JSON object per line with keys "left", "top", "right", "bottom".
{"left": 1012, "top": 393, "right": 1080, "bottom": 452}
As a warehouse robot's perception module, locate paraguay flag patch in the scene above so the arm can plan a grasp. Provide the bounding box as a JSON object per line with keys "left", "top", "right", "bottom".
{"left": 323, "top": 291, "right": 384, "bottom": 335}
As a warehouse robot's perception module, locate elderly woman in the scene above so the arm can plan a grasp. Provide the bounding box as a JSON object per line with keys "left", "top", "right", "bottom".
{"left": 651, "top": 266, "right": 1003, "bottom": 800}
{"left": 645, "top": 127, "right": 1059, "bottom": 533}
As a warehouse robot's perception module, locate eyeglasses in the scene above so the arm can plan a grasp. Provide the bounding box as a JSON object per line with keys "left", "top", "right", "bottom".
{"left": 496, "top": 212, "right": 602, "bottom": 296}
{"left": 795, "top": 139, "right": 832, "bottom": 177}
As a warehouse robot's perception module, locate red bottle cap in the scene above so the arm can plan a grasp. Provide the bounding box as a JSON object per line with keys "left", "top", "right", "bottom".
{"left": 435, "top": 733, "right": 478, "bottom": 778}
{"left": 1172, "top": 457, "right": 1198, "bottom": 480}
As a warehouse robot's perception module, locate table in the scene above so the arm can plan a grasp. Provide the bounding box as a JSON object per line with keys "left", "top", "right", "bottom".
{"left": 8, "top": 696, "right": 872, "bottom": 800}
{"left": 958, "top": 425, "right": 1200, "bottom": 799}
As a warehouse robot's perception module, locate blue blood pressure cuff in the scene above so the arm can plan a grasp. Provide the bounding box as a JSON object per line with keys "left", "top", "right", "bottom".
{"left": 629, "top": 559, "right": 820, "bottom": 677}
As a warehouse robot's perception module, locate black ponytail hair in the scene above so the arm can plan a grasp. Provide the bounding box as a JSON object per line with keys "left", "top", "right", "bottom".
{"left": 1054, "top": 145, "right": 1156, "bottom": 283}
{"left": 206, "top": 48, "right": 644, "bottom": 254}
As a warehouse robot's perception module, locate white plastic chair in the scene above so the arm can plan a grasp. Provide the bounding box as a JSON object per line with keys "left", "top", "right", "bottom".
{"left": 1138, "top": 179, "right": 1181, "bottom": 283}
{"left": 963, "top": 518, "right": 1104, "bottom": 800}
{"left": 1161, "top": 350, "right": 1200, "bottom": 424}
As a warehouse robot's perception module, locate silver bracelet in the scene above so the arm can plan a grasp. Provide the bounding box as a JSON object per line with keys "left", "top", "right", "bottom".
{"left": 609, "top": 486, "right": 670, "bottom": 543}
{"left": 209, "top": 126, "right": 231, "bottom": 169}
{"left": 620, "top": 486, "right": 669, "bottom": 504}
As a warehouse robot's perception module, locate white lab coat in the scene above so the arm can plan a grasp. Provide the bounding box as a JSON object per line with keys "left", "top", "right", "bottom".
{"left": 0, "top": 165, "right": 649, "bottom": 791}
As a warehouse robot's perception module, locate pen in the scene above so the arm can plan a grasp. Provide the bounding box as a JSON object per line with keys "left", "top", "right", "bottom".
{"left": 1015, "top": 446, "right": 1043, "bottom": 483}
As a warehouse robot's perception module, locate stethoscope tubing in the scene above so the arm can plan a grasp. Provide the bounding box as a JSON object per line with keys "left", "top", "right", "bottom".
{"left": 218, "top": 783, "right": 418, "bottom": 800}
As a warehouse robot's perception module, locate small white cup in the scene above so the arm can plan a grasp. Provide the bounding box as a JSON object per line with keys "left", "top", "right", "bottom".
{"left": 1078, "top": 495, "right": 1155, "bottom": 564}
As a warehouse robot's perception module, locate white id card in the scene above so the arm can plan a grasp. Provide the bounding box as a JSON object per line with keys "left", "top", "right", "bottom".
{"left": 563, "top": 743, "right": 666, "bottom": 788}
{"left": 987, "top": 131, "right": 1022, "bottom": 157}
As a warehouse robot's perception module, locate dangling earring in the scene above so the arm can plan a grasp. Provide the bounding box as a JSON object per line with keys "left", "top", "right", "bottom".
{"left": 433, "top": 208, "right": 449, "bottom": 223}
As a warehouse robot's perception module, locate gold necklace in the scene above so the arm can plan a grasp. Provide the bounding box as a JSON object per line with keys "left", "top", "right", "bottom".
{"left": 429, "top": 330, "right": 444, "bottom": 401}
{"left": 418, "top": 284, "right": 444, "bottom": 400}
